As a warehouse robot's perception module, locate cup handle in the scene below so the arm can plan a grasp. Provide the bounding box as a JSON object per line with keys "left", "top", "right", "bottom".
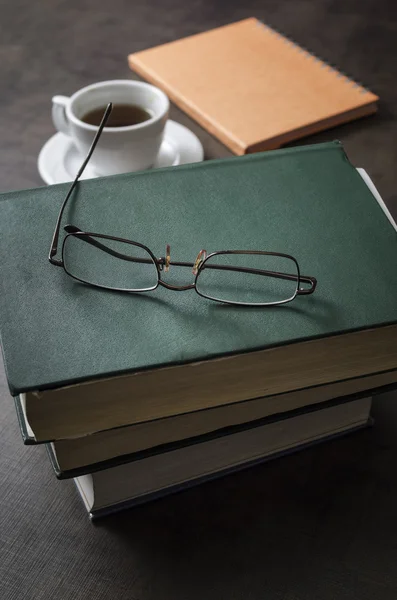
{"left": 52, "top": 95, "right": 71, "bottom": 136}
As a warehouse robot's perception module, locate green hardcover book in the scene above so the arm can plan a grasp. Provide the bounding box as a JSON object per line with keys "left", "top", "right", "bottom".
{"left": 0, "top": 141, "right": 396, "bottom": 442}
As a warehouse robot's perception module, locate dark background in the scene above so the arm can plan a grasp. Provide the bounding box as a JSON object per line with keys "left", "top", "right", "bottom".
{"left": 1, "top": 1, "right": 397, "bottom": 598}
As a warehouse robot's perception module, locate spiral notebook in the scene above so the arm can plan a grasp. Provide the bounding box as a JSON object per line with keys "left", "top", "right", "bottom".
{"left": 128, "top": 18, "right": 379, "bottom": 154}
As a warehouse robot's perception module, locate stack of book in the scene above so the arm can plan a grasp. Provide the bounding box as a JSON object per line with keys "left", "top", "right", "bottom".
{"left": 0, "top": 141, "right": 396, "bottom": 518}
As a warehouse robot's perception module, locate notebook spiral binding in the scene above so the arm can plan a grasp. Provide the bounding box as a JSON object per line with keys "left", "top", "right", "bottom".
{"left": 257, "top": 21, "right": 371, "bottom": 95}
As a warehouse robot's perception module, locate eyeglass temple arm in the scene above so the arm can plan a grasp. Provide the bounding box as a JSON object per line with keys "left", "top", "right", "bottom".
{"left": 48, "top": 103, "right": 113, "bottom": 266}
{"left": 64, "top": 228, "right": 317, "bottom": 294}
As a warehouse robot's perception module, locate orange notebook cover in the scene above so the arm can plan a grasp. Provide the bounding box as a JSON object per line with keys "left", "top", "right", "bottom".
{"left": 128, "top": 18, "right": 378, "bottom": 155}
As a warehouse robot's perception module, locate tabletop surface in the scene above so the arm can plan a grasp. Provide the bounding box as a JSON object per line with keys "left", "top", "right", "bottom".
{"left": 1, "top": 1, "right": 397, "bottom": 599}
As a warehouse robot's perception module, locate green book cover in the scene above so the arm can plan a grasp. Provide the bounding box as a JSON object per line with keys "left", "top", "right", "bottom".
{"left": 0, "top": 141, "right": 396, "bottom": 396}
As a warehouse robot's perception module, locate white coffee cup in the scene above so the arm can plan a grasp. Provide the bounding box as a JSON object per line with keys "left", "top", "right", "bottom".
{"left": 52, "top": 80, "right": 169, "bottom": 176}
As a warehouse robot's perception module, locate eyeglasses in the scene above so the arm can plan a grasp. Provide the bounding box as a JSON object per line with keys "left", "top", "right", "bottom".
{"left": 49, "top": 104, "right": 317, "bottom": 307}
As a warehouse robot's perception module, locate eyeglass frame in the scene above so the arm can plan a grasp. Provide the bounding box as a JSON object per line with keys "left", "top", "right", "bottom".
{"left": 49, "top": 103, "right": 317, "bottom": 307}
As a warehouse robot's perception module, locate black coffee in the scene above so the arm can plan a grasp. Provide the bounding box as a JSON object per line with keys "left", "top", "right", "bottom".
{"left": 81, "top": 103, "right": 152, "bottom": 127}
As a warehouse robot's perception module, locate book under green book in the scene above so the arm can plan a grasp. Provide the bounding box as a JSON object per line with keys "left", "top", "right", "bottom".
{"left": 14, "top": 369, "right": 397, "bottom": 474}
{"left": 0, "top": 141, "right": 396, "bottom": 441}
{"left": 73, "top": 396, "right": 372, "bottom": 518}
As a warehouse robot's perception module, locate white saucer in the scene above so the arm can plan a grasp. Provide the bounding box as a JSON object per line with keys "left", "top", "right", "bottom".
{"left": 38, "top": 120, "right": 204, "bottom": 185}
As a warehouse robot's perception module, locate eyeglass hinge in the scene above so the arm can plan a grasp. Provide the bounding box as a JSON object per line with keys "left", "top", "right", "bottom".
{"left": 49, "top": 257, "right": 63, "bottom": 267}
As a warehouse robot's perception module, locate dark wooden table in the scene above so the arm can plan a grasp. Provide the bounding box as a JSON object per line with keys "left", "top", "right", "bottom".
{"left": 1, "top": 1, "right": 397, "bottom": 599}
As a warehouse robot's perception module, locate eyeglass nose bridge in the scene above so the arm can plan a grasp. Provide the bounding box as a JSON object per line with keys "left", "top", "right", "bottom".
{"left": 165, "top": 244, "right": 171, "bottom": 272}
{"left": 156, "top": 246, "right": 208, "bottom": 291}
{"left": 192, "top": 249, "right": 207, "bottom": 275}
